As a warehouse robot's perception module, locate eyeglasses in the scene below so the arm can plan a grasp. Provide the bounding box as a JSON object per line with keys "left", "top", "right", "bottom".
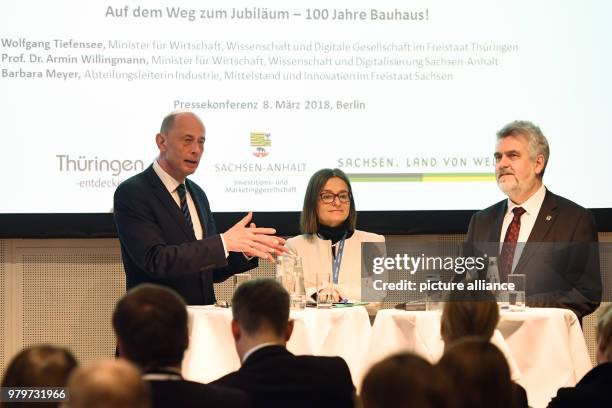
{"left": 319, "top": 192, "right": 351, "bottom": 204}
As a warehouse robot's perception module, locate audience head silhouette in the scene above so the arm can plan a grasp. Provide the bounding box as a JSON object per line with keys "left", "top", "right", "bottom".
{"left": 230, "top": 278, "right": 292, "bottom": 362}
{"left": 2, "top": 344, "right": 77, "bottom": 408}
{"left": 67, "top": 359, "right": 150, "bottom": 408}
{"left": 440, "top": 290, "right": 499, "bottom": 346}
{"left": 361, "top": 352, "right": 449, "bottom": 408}
{"left": 438, "top": 337, "right": 514, "bottom": 408}
{"left": 113, "top": 283, "right": 188, "bottom": 370}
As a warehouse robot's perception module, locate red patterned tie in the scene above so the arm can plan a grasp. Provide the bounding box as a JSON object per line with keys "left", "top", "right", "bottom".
{"left": 500, "top": 207, "right": 526, "bottom": 282}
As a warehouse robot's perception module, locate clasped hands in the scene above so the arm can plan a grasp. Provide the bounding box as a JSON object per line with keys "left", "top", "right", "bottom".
{"left": 316, "top": 287, "right": 346, "bottom": 303}
{"left": 222, "top": 212, "right": 287, "bottom": 261}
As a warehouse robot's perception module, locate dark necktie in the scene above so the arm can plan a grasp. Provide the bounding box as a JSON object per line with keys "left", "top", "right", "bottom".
{"left": 176, "top": 184, "right": 193, "bottom": 230}
{"left": 499, "top": 207, "right": 526, "bottom": 282}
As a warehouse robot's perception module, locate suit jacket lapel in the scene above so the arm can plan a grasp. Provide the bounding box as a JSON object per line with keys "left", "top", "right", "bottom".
{"left": 514, "top": 190, "right": 558, "bottom": 273}
{"left": 145, "top": 166, "right": 196, "bottom": 239}
{"left": 527, "top": 190, "right": 557, "bottom": 242}
{"left": 491, "top": 201, "right": 507, "bottom": 242}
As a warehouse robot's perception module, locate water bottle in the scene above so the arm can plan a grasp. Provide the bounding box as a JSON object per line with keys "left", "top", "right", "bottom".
{"left": 486, "top": 257, "right": 500, "bottom": 285}
{"left": 486, "top": 257, "right": 506, "bottom": 306}
{"left": 291, "top": 256, "right": 306, "bottom": 310}
{"left": 425, "top": 273, "right": 442, "bottom": 311}
{"left": 275, "top": 255, "right": 286, "bottom": 285}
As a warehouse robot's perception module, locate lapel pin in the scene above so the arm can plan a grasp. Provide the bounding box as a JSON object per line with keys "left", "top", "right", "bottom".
{"left": 545, "top": 215, "right": 552, "bottom": 221}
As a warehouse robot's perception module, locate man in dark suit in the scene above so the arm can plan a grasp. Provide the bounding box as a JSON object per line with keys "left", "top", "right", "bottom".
{"left": 113, "top": 283, "right": 251, "bottom": 408}
{"left": 465, "top": 120, "right": 601, "bottom": 319}
{"left": 212, "top": 279, "right": 356, "bottom": 408}
{"left": 548, "top": 304, "right": 612, "bottom": 407}
{"left": 114, "top": 111, "right": 285, "bottom": 304}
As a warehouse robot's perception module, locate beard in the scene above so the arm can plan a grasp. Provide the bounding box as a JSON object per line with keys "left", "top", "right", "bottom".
{"left": 497, "top": 174, "right": 518, "bottom": 195}
{"left": 497, "top": 173, "right": 539, "bottom": 202}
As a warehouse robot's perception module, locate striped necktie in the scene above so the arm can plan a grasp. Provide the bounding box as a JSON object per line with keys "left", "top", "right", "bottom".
{"left": 176, "top": 183, "right": 193, "bottom": 230}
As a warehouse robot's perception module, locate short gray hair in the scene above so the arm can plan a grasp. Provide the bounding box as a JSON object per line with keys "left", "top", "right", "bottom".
{"left": 496, "top": 120, "right": 550, "bottom": 177}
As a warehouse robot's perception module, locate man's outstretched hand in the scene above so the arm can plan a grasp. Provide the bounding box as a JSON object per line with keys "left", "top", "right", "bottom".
{"left": 222, "top": 212, "right": 287, "bottom": 261}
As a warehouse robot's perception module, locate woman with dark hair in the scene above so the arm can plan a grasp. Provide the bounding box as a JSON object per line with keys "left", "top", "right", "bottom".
{"left": 286, "top": 168, "right": 384, "bottom": 302}
{"left": 438, "top": 337, "right": 522, "bottom": 408}
{"left": 360, "top": 353, "right": 449, "bottom": 408}
{"left": 1, "top": 344, "right": 78, "bottom": 407}
{"left": 440, "top": 290, "right": 499, "bottom": 347}
{"left": 439, "top": 291, "right": 527, "bottom": 407}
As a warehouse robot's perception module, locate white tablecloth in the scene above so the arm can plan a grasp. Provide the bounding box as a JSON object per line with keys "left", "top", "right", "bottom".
{"left": 366, "top": 308, "right": 592, "bottom": 408}
{"left": 182, "top": 305, "right": 372, "bottom": 385}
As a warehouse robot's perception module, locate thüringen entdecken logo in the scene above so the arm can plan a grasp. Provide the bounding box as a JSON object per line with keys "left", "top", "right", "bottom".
{"left": 56, "top": 154, "right": 144, "bottom": 176}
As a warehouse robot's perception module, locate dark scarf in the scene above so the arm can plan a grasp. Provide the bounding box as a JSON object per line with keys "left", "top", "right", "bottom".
{"left": 317, "top": 221, "right": 354, "bottom": 244}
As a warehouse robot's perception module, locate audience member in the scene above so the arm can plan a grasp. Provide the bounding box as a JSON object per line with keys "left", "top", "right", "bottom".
{"left": 440, "top": 292, "right": 527, "bottom": 407}
{"left": 212, "top": 278, "right": 355, "bottom": 407}
{"left": 1, "top": 344, "right": 77, "bottom": 408}
{"left": 65, "top": 359, "right": 149, "bottom": 408}
{"left": 112, "top": 283, "right": 250, "bottom": 408}
{"left": 360, "top": 352, "right": 449, "bottom": 408}
{"left": 440, "top": 290, "right": 499, "bottom": 347}
{"left": 438, "top": 337, "right": 526, "bottom": 408}
{"left": 548, "top": 304, "right": 612, "bottom": 407}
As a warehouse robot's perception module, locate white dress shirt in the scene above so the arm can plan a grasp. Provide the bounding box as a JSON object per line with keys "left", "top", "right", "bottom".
{"left": 153, "top": 160, "right": 204, "bottom": 240}
{"left": 153, "top": 161, "right": 229, "bottom": 257}
{"left": 499, "top": 183, "right": 547, "bottom": 272}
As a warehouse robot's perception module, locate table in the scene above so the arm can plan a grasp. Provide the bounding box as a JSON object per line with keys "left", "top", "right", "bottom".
{"left": 366, "top": 308, "right": 592, "bottom": 408}
{"left": 182, "top": 305, "right": 372, "bottom": 385}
